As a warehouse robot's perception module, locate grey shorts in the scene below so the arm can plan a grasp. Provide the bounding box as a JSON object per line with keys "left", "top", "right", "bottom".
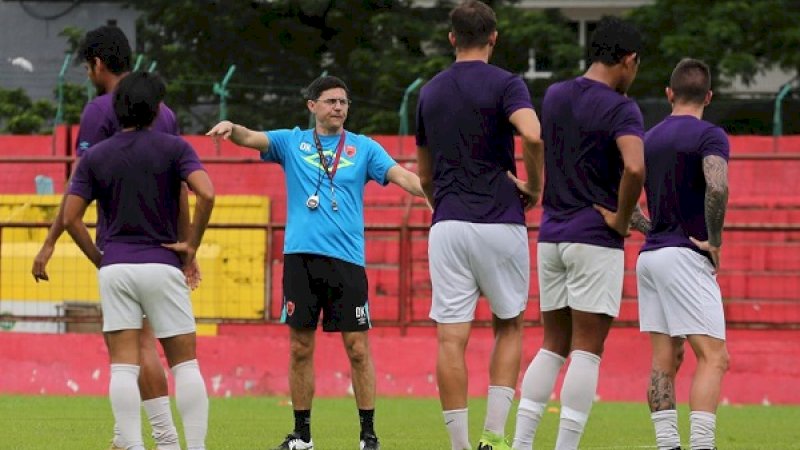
{"left": 98, "top": 263, "right": 196, "bottom": 338}
{"left": 538, "top": 242, "right": 624, "bottom": 317}
{"left": 637, "top": 247, "right": 726, "bottom": 340}
{"left": 428, "top": 221, "right": 530, "bottom": 323}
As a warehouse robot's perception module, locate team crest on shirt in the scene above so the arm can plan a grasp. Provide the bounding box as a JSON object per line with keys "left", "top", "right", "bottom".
{"left": 345, "top": 145, "right": 356, "bottom": 157}
{"left": 286, "top": 301, "right": 295, "bottom": 317}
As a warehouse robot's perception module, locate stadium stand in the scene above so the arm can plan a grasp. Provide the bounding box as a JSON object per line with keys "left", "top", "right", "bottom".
{"left": 0, "top": 130, "right": 798, "bottom": 331}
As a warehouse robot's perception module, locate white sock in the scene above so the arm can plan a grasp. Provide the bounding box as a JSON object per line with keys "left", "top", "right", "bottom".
{"left": 652, "top": 410, "right": 680, "bottom": 450}
{"left": 444, "top": 408, "right": 471, "bottom": 450}
{"left": 112, "top": 423, "right": 122, "bottom": 448}
{"left": 690, "top": 411, "right": 716, "bottom": 449}
{"left": 555, "top": 350, "right": 601, "bottom": 450}
{"left": 484, "top": 385, "right": 515, "bottom": 436}
{"left": 143, "top": 396, "right": 179, "bottom": 450}
{"left": 110, "top": 364, "right": 144, "bottom": 450}
{"left": 513, "top": 398, "right": 546, "bottom": 450}
{"left": 513, "top": 349, "right": 566, "bottom": 450}
{"left": 173, "top": 360, "right": 209, "bottom": 450}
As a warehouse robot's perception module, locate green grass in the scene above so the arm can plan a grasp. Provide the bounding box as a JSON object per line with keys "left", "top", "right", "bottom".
{"left": 1, "top": 395, "right": 799, "bottom": 449}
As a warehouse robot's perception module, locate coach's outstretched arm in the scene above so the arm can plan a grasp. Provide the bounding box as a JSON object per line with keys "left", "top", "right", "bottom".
{"left": 207, "top": 120, "right": 269, "bottom": 152}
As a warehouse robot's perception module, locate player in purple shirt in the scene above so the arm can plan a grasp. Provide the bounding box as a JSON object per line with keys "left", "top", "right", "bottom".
{"left": 513, "top": 17, "right": 646, "bottom": 450}
{"left": 64, "top": 72, "right": 214, "bottom": 450}
{"left": 415, "top": 2, "right": 544, "bottom": 449}
{"left": 29, "top": 26, "right": 187, "bottom": 450}
{"left": 637, "top": 59, "right": 730, "bottom": 450}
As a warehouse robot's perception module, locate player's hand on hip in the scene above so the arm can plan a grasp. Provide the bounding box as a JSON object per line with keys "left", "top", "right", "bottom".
{"left": 32, "top": 242, "right": 54, "bottom": 282}
{"left": 162, "top": 241, "right": 198, "bottom": 273}
{"left": 185, "top": 258, "right": 203, "bottom": 290}
{"left": 206, "top": 120, "right": 234, "bottom": 140}
{"left": 507, "top": 171, "right": 540, "bottom": 211}
{"left": 593, "top": 204, "right": 631, "bottom": 237}
{"left": 689, "top": 237, "right": 720, "bottom": 273}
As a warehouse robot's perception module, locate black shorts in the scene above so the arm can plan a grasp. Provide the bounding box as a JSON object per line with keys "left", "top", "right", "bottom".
{"left": 281, "top": 253, "right": 371, "bottom": 332}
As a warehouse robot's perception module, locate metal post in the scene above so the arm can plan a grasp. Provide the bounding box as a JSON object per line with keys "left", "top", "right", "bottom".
{"left": 213, "top": 65, "right": 237, "bottom": 121}
{"left": 308, "top": 70, "right": 328, "bottom": 129}
{"left": 772, "top": 77, "right": 797, "bottom": 152}
{"left": 132, "top": 54, "right": 144, "bottom": 71}
{"left": 54, "top": 54, "right": 71, "bottom": 125}
{"left": 397, "top": 77, "right": 423, "bottom": 136}
{"left": 85, "top": 79, "right": 95, "bottom": 103}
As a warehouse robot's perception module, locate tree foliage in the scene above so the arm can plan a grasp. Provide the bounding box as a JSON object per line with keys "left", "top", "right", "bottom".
{"left": 128, "top": 0, "right": 581, "bottom": 134}
{"left": 5, "top": 0, "right": 795, "bottom": 135}
{"left": 628, "top": 0, "right": 800, "bottom": 98}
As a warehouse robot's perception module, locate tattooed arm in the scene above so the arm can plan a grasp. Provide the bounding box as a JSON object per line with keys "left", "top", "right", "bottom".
{"left": 690, "top": 155, "right": 729, "bottom": 269}
{"left": 631, "top": 204, "right": 652, "bottom": 234}
{"left": 703, "top": 155, "right": 729, "bottom": 247}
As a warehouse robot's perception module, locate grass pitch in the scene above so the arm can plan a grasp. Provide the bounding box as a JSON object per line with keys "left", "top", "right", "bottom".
{"left": 1, "top": 395, "right": 799, "bottom": 449}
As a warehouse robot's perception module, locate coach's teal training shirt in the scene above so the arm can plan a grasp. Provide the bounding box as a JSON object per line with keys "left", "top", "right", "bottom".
{"left": 262, "top": 127, "right": 396, "bottom": 267}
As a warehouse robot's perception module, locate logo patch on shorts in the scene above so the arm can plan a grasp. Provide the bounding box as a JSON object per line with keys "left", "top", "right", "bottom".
{"left": 286, "top": 301, "right": 295, "bottom": 317}
{"left": 355, "top": 306, "right": 367, "bottom": 325}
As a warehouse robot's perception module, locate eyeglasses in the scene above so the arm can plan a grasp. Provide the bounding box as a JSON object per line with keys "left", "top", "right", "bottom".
{"left": 317, "top": 98, "right": 351, "bottom": 107}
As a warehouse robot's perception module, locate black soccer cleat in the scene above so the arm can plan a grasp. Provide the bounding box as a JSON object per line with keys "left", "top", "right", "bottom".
{"left": 359, "top": 433, "right": 380, "bottom": 450}
{"left": 271, "top": 432, "right": 314, "bottom": 450}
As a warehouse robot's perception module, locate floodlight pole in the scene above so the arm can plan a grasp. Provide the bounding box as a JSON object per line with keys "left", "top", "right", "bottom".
{"left": 213, "top": 65, "right": 237, "bottom": 122}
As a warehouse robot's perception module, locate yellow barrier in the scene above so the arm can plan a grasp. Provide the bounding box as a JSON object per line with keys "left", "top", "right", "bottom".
{"left": 0, "top": 195, "right": 270, "bottom": 335}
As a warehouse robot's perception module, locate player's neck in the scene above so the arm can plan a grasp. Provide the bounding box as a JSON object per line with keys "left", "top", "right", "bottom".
{"left": 583, "top": 63, "right": 624, "bottom": 93}
{"left": 101, "top": 72, "right": 128, "bottom": 96}
{"left": 315, "top": 124, "right": 343, "bottom": 136}
{"left": 454, "top": 47, "right": 490, "bottom": 63}
{"left": 670, "top": 103, "right": 704, "bottom": 119}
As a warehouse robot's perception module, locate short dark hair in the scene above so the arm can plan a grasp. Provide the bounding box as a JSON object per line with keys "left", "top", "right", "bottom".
{"left": 80, "top": 25, "right": 132, "bottom": 74}
{"left": 589, "top": 16, "right": 642, "bottom": 65}
{"left": 670, "top": 58, "right": 711, "bottom": 105}
{"left": 113, "top": 71, "right": 165, "bottom": 129}
{"left": 304, "top": 75, "right": 350, "bottom": 101}
{"left": 449, "top": 0, "right": 496, "bottom": 49}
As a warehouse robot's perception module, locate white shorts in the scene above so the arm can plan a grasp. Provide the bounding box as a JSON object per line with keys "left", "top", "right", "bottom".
{"left": 637, "top": 247, "right": 726, "bottom": 340}
{"left": 428, "top": 221, "right": 529, "bottom": 323}
{"left": 99, "top": 263, "right": 196, "bottom": 338}
{"left": 538, "top": 242, "right": 624, "bottom": 317}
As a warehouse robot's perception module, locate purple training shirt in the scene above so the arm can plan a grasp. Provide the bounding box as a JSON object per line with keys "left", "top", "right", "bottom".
{"left": 68, "top": 130, "right": 205, "bottom": 268}
{"left": 641, "top": 115, "right": 730, "bottom": 259}
{"left": 538, "top": 77, "right": 645, "bottom": 249}
{"left": 415, "top": 61, "right": 534, "bottom": 225}
{"left": 75, "top": 93, "right": 179, "bottom": 249}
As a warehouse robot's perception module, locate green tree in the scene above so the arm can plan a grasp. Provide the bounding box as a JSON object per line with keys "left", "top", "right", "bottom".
{"left": 628, "top": 0, "right": 800, "bottom": 98}
{"left": 126, "top": 0, "right": 582, "bottom": 134}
